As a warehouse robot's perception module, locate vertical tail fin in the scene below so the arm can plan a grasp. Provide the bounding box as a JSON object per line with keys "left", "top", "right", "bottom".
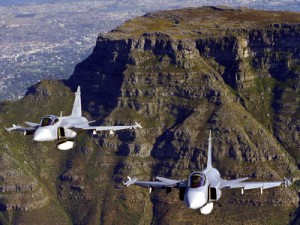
{"left": 71, "top": 86, "right": 82, "bottom": 117}
{"left": 206, "top": 130, "right": 212, "bottom": 170}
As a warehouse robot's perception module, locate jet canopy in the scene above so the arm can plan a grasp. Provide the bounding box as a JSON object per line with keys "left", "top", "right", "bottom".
{"left": 189, "top": 172, "right": 206, "bottom": 188}
{"left": 40, "top": 115, "right": 59, "bottom": 127}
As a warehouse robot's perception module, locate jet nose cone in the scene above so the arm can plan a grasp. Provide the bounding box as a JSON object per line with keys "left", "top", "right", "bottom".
{"left": 33, "top": 128, "right": 53, "bottom": 142}
{"left": 185, "top": 191, "right": 206, "bottom": 209}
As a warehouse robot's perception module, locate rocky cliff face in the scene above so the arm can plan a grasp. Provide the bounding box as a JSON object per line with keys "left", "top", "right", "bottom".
{"left": 0, "top": 6, "right": 299, "bottom": 225}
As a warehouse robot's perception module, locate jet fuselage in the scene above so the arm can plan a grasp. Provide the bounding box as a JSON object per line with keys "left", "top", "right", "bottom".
{"left": 33, "top": 114, "right": 88, "bottom": 142}
{"left": 183, "top": 169, "right": 222, "bottom": 213}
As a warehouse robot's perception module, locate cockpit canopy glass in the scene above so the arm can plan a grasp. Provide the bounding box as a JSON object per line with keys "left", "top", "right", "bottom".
{"left": 41, "top": 115, "right": 59, "bottom": 127}
{"left": 190, "top": 173, "right": 206, "bottom": 188}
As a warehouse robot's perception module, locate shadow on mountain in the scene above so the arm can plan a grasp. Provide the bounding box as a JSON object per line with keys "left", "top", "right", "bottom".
{"left": 64, "top": 35, "right": 133, "bottom": 124}
{"left": 150, "top": 108, "right": 196, "bottom": 177}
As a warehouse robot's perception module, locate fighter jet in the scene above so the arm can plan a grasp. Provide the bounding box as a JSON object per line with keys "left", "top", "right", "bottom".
{"left": 6, "top": 86, "right": 142, "bottom": 150}
{"left": 124, "top": 131, "right": 291, "bottom": 214}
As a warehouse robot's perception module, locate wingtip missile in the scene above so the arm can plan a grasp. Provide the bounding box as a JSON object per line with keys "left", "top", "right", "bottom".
{"left": 283, "top": 177, "right": 292, "bottom": 187}
{"left": 5, "top": 124, "right": 20, "bottom": 132}
{"left": 133, "top": 122, "right": 142, "bottom": 129}
{"left": 123, "top": 176, "right": 137, "bottom": 187}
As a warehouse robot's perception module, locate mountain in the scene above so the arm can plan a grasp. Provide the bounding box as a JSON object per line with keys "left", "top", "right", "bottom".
{"left": 2, "top": 0, "right": 300, "bottom": 101}
{"left": 0, "top": 6, "right": 299, "bottom": 225}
